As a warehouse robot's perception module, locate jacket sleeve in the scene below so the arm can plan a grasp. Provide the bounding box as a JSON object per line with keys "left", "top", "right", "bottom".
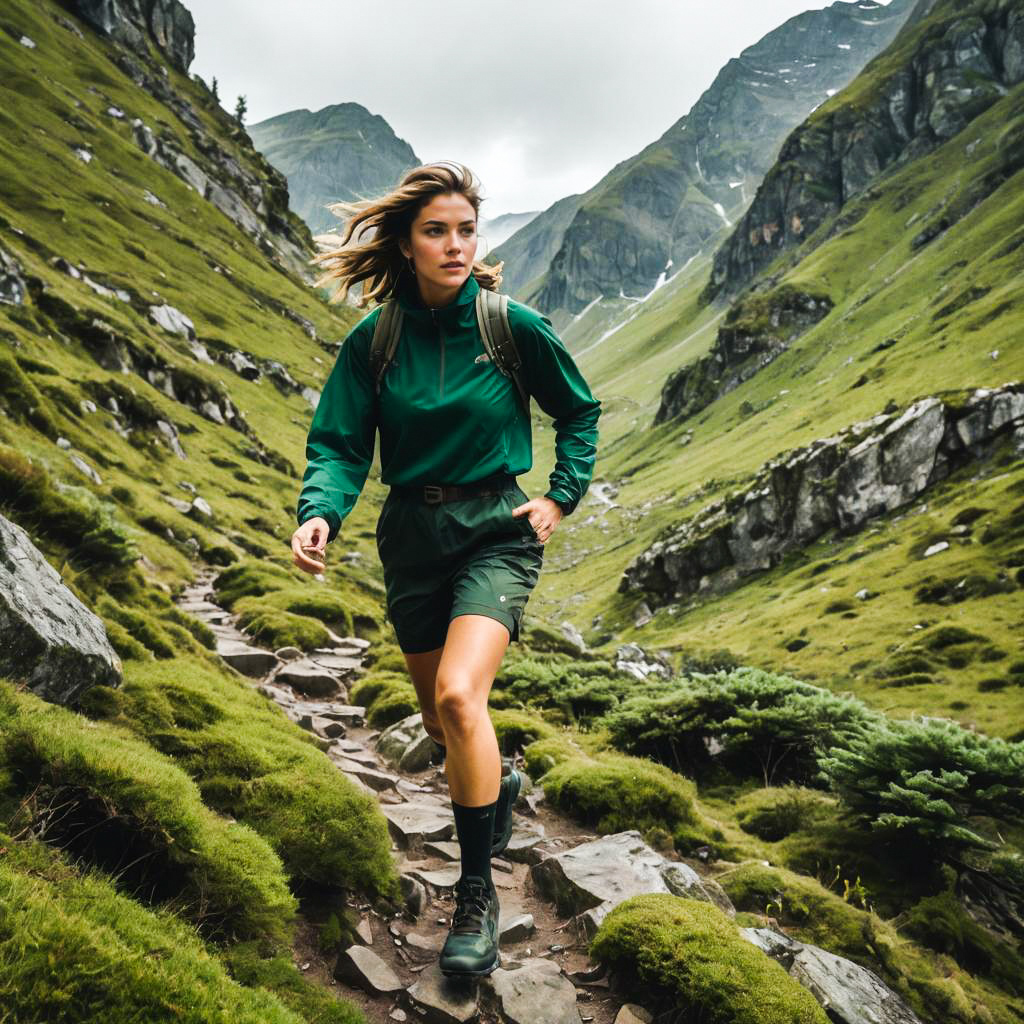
{"left": 295, "top": 318, "right": 377, "bottom": 543}
{"left": 515, "top": 308, "right": 601, "bottom": 516}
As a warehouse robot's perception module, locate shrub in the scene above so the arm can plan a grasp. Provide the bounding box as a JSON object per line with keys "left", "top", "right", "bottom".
{"left": 81, "top": 658, "right": 398, "bottom": 902}
{"left": 540, "top": 751, "right": 698, "bottom": 836}
{"left": 0, "top": 834, "right": 314, "bottom": 1024}
{"left": 589, "top": 893, "right": 828, "bottom": 1024}
{"left": 600, "top": 667, "right": 881, "bottom": 785}
{"left": 818, "top": 716, "right": 1024, "bottom": 856}
{"left": 0, "top": 681, "right": 296, "bottom": 943}
{"left": 0, "top": 348, "right": 58, "bottom": 437}
{"left": 735, "top": 786, "right": 837, "bottom": 842}
{"left": 488, "top": 708, "right": 560, "bottom": 754}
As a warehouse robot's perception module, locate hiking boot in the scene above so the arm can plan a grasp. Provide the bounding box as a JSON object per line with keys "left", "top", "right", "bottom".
{"left": 490, "top": 768, "right": 522, "bottom": 857}
{"left": 439, "top": 875, "right": 500, "bottom": 977}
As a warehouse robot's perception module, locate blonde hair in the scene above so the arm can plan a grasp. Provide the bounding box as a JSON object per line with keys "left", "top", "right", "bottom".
{"left": 309, "top": 160, "right": 504, "bottom": 308}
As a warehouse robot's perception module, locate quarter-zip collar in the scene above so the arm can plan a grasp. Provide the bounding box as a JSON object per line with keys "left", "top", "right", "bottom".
{"left": 394, "top": 269, "right": 480, "bottom": 329}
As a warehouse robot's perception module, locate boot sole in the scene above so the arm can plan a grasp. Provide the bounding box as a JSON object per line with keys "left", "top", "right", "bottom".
{"left": 439, "top": 951, "right": 501, "bottom": 978}
{"left": 490, "top": 770, "right": 523, "bottom": 856}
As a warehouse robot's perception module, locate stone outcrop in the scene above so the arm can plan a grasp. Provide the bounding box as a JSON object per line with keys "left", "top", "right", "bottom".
{"left": 0, "top": 513, "right": 122, "bottom": 704}
{"left": 705, "top": 0, "right": 1024, "bottom": 299}
{"left": 655, "top": 284, "right": 834, "bottom": 425}
{"left": 498, "top": 0, "right": 914, "bottom": 321}
{"left": 742, "top": 928, "right": 923, "bottom": 1024}
{"left": 0, "top": 245, "right": 27, "bottom": 305}
{"left": 621, "top": 383, "right": 1024, "bottom": 608}
{"left": 72, "top": 0, "right": 196, "bottom": 72}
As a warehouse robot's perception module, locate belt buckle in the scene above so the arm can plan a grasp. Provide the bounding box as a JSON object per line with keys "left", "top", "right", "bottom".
{"left": 423, "top": 484, "right": 444, "bottom": 504}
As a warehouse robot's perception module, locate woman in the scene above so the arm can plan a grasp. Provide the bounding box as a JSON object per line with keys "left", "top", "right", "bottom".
{"left": 290, "top": 161, "right": 601, "bottom": 978}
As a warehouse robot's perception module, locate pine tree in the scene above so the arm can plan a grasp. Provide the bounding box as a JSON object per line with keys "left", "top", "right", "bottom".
{"left": 234, "top": 94, "right": 247, "bottom": 126}
{"left": 211, "top": 75, "right": 219, "bottom": 101}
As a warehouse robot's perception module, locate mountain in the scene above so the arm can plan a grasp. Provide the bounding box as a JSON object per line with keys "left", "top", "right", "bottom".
{"left": 493, "top": 0, "right": 916, "bottom": 328}
{"left": 702, "top": 0, "right": 1024, "bottom": 300}
{"left": 249, "top": 102, "right": 420, "bottom": 237}
{"left": 477, "top": 208, "right": 539, "bottom": 257}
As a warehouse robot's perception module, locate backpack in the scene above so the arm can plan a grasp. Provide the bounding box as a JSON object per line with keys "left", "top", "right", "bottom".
{"left": 368, "top": 287, "right": 531, "bottom": 416}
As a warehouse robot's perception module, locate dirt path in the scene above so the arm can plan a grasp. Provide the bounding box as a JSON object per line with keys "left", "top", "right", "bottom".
{"left": 177, "top": 568, "right": 646, "bottom": 1024}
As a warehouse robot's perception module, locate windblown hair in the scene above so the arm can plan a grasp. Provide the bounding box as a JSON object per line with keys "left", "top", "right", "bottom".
{"left": 309, "top": 160, "right": 504, "bottom": 308}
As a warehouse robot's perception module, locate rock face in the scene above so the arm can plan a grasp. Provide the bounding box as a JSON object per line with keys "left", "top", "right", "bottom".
{"left": 0, "top": 514, "right": 122, "bottom": 704}
{"left": 72, "top": 0, "right": 196, "bottom": 72}
{"left": 496, "top": 0, "right": 914, "bottom": 320}
{"left": 655, "top": 284, "right": 834, "bottom": 425}
{"left": 621, "top": 384, "right": 1024, "bottom": 608}
{"left": 248, "top": 102, "right": 421, "bottom": 237}
{"left": 705, "top": 0, "right": 1024, "bottom": 299}
{"left": 742, "top": 928, "right": 923, "bottom": 1024}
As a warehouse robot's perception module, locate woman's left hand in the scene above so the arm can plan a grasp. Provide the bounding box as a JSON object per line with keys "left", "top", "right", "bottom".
{"left": 512, "top": 495, "right": 563, "bottom": 544}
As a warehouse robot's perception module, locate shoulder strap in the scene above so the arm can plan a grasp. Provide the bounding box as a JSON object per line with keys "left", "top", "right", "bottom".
{"left": 476, "top": 288, "right": 530, "bottom": 416}
{"left": 369, "top": 301, "right": 403, "bottom": 396}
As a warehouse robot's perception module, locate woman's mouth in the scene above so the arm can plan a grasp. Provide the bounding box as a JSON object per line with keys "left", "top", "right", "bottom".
{"left": 442, "top": 263, "right": 464, "bottom": 269}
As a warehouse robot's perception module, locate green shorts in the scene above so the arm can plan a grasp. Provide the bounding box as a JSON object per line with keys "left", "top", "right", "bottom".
{"left": 375, "top": 477, "right": 545, "bottom": 654}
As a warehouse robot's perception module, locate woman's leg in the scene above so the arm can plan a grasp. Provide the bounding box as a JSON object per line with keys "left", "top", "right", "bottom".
{"left": 435, "top": 613, "right": 510, "bottom": 806}
{"left": 402, "top": 646, "right": 445, "bottom": 745}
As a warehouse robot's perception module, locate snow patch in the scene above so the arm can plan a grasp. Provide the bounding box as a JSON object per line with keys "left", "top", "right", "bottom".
{"left": 837, "top": 43, "right": 852, "bottom": 49}
{"left": 713, "top": 202, "right": 731, "bottom": 227}
{"left": 572, "top": 294, "right": 602, "bottom": 323}
{"left": 826, "top": 88, "right": 838, "bottom": 96}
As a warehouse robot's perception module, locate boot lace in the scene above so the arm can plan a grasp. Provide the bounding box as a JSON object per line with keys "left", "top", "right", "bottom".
{"left": 450, "top": 876, "right": 492, "bottom": 935}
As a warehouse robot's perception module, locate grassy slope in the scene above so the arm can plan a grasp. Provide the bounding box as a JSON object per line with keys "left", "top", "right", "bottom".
{"left": 525, "top": 80, "right": 1024, "bottom": 740}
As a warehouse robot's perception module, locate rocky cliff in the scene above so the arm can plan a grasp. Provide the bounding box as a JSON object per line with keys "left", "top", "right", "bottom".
{"left": 71, "top": 0, "right": 196, "bottom": 73}
{"left": 248, "top": 103, "right": 421, "bottom": 238}
{"left": 497, "top": 0, "right": 915, "bottom": 320}
{"left": 622, "top": 384, "right": 1024, "bottom": 610}
{"left": 703, "top": 0, "right": 1024, "bottom": 301}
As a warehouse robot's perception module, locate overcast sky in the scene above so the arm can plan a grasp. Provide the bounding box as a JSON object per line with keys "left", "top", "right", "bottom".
{"left": 188, "top": 1, "right": 890, "bottom": 219}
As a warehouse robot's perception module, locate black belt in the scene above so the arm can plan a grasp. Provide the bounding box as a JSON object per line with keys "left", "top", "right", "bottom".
{"left": 389, "top": 472, "right": 516, "bottom": 505}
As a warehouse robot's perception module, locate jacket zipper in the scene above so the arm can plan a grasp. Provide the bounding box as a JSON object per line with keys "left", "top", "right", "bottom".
{"left": 431, "top": 308, "right": 445, "bottom": 397}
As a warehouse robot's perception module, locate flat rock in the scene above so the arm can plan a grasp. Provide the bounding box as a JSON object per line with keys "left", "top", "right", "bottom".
{"left": 405, "top": 865, "right": 462, "bottom": 892}
{"left": 382, "top": 802, "right": 454, "bottom": 849}
{"left": 309, "top": 652, "right": 364, "bottom": 673}
{"left": 0, "top": 513, "right": 122, "bottom": 704}
{"left": 404, "top": 961, "right": 478, "bottom": 1024}
{"left": 424, "top": 840, "right": 462, "bottom": 862}
{"left": 531, "top": 831, "right": 730, "bottom": 928}
{"left": 480, "top": 957, "right": 582, "bottom": 1024}
{"left": 276, "top": 660, "right": 341, "bottom": 697}
{"left": 216, "top": 639, "right": 279, "bottom": 676}
{"left": 614, "top": 1006, "right": 653, "bottom": 1024}
{"left": 334, "top": 944, "right": 403, "bottom": 994}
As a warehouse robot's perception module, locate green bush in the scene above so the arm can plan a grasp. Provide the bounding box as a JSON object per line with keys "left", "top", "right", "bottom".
{"left": 0, "top": 834, "right": 313, "bottom": 1024}
{"left": 818, "top": 716, "right": 1024, "bottom": 856}
{"left": 234, "top": 602, "right": 331, "bottom": 651}
{"left": 82, "top": 658, "right": 398, "bottom": 902}
{"left": 600, "top": 667, "right": 881, "bottom": 785}
{"left": 540, "top": 750, "right": 698, "bottom": 836}
{"left": 489, "top": 708, "right": 560, "bottom": 754}
{"left": 735, "top": 786, "right": 838, "bottom": 842}
{"left": 589, "top": 893, "right": 828, "bottom": 1024}
{"left": 521, "top": 736, "right": 579, "bottom": 778}
{"left": 0, "top": 681, "right": 296, "bottom": 943}
{"left": 0, "top": 348, "right": 58, "bottom": 437}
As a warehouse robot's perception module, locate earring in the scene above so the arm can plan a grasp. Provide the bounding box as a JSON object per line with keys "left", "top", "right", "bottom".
{"left": 407, "top": 256, "right": 416, "bottom": 276}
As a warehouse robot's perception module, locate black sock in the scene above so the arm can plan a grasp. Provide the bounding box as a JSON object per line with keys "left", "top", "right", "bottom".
{"left": 451, "top": 797, "right": 496, "bottom": 887}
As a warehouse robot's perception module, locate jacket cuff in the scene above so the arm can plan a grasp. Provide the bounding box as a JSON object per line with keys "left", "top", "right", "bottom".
{"left": 545, "top": 492, "right": 575, "bottom": 517}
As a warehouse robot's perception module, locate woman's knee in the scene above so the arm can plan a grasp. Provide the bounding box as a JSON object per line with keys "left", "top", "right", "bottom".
{"left": 435, "top": 674, "right": 487, "bottom": 734}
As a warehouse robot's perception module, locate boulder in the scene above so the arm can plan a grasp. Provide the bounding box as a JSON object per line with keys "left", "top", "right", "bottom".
{"left": 0, "top": 514, "right": 121, "bottom": 704}
{"left": 531, "top": 831, "right": 733, "bottom": 938}
{"left": 741, "top": 928, "right": 923, "bottom": 1024}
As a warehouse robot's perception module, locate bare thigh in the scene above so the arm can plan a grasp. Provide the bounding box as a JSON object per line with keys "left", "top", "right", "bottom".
{"left": 403, "top": 646, "right": 445, "bottom": 742}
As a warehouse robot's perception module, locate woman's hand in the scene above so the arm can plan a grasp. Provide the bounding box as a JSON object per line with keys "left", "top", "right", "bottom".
{"left": 291, "top": 516, "right": 330, "bottom": 574}
{"left": 511, "top": 495, "right": 563, "bottom": 544}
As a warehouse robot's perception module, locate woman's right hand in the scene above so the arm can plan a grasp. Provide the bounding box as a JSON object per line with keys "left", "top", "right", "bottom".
{"left": 291, "top": 516, "right": 330, "bottom": 574}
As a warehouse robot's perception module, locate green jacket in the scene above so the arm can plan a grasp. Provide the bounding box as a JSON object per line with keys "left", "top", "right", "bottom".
{"left": 296, "top": 271, "right": 601, "bottom": 543}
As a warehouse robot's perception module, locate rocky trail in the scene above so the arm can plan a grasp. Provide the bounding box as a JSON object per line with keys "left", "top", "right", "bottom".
{"left": 176, "top": 568, "right": 926, "bottom": 1024}
{"left": 176, "top": 568, "right": 664, "bottom": 1024}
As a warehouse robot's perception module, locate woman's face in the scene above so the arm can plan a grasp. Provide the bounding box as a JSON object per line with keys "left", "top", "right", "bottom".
{"left": 399, "top": 192, "right": 478, "bottom": 300}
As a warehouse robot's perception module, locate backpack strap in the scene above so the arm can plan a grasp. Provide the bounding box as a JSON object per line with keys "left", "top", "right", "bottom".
{"left": 369, "top": 300, "right": 403, "bottom": 397}
{"left": 476, "top": 288, "right": 531, "bottom": 417}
